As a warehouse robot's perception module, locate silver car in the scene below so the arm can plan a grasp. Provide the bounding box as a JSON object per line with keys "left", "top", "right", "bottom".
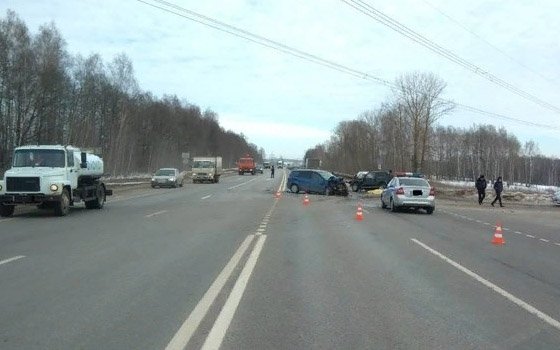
{"left": 381, "top": 176, "right": 435, "bottom": 214}
{"left": 151, "top": 168, "right": 184, "bottom": 188}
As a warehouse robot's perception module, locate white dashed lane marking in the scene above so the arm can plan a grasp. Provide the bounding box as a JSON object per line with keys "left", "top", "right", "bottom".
{"left": 443, "top": 209, "right": 558, "bottom": 248}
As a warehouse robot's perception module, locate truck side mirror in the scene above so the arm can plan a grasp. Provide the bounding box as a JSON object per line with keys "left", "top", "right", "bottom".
{"left": 80, "top": 152, "right": 87, "bottom": 168}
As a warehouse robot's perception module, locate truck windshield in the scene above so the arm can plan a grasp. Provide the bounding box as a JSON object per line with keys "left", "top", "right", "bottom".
{"left": 193, "top": 161, "right": 214, "bottom": 168}
{"left": 13, "top": 149, "right": 66, "bottom": 168}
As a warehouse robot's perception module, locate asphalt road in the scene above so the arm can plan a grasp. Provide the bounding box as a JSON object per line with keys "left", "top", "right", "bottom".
{"left": 1, "top": 169, "right": 560, "bottom": 349}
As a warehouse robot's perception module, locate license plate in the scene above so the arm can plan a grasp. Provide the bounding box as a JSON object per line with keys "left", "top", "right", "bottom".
{"left": 413, "top": 190, "right": 422, "bottom": 196}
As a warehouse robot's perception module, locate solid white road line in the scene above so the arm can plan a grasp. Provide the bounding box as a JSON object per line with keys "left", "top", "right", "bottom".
{"left": 0, "top": 255, "right": 25, "bottom": 266}
{"left": 201, "top": 195, "right": 212, "bottom": 200}
{"left": 526, "top": 235, "right": 536, "bottom": 238}
{"left": 227, "top": 178, "right": 259, "bottom": 190}
{"left": 165, "top": 235, "right": 255, "bottom": 350}
{"left": 202, "top": 235, "right": 267, "bottom": 350}
{"left": 145, "top": 210, "right": 167, "bottom": 218}
{"left": 411, "top": 238, "right": 560, "bottom": 331}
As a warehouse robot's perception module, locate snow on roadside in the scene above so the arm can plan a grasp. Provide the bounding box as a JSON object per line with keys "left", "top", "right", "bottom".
{"left": 436, "top": 179, "right": 559, "bottom": 194}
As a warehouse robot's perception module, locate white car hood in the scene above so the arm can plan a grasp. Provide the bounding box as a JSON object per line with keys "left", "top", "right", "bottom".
{"left": 6, "top": 167, "right": 65, "bottom": 178}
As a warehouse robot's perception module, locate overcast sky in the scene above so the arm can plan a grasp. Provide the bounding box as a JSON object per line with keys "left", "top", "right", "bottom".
{"left": 2, "top": 0, "right": 559, "bottom": 159}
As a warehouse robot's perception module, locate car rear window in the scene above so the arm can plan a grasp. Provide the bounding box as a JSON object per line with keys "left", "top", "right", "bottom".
{"left": 399, "top": 178, "right": 429, "bottom": 187}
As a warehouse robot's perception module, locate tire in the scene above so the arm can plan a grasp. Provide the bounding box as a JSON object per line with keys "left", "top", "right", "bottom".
{"left": 0, "top": 204, "right": 15, "bottom": 217}
{"left": 324, "top": 187, "right": 330, "bottom": 196}
{"left": 290, "top": 184, "right": 300, "bottom": 194}
{"left": 390, "top": 198, "right": 398, "bottom": 212}
{"left": 379, "top": 182, "right": 387, "bottom": 190}
{"left": 381, "top": 197, "right": 387, "bottom": 209}
{"left": 352, "top": 183, "right": 359, "bottom": 192}
{"left": 54, "top": 188, "right": 70, "bottom": 216}
{"left": 85, "top": 184, "right": 105, "bottom": 209}
{"left": 238, "top": 172, "right": 243, "bottom": 175}
{"left": 179, "top": 180, "right": 184, "bottom": 187}
{"left": 426, "top": 207, "right": 435, "bottom": 215}
{"left": 215, "top": 176, "right": 219, "bottom": 183}
{"left": 251, "top": 171, "right": 255, "bottom": 175}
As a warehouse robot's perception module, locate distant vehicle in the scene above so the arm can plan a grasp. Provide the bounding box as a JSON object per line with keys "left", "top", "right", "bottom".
{"left": 305, "top": 158, "right": 321, "bottom": 169}
{"left": 277, "top": 160, "right": 283, "bottom": 169}
{"left": 553, "top": 191, "right": 560, "bottom": 206}
{"left": 287, "top": 169, "right": 348, "bottom": 196}
{"left": 381, "top": 174, "right": 435, "bottom": 214}
{"left": 263, "top": 161, "right": 271, "bottom": 169}
{"left": 255, "top": 164, "right": 264, "bottom": 174}
{"left": 0, "top": 145, "right": 112, "bottom": 217}
{"left": 192, "top": 156, "right": 222, "bottom": 183}
{"left": 351, "top": 170, "right": 392, "bottom": 192}
{"left": 238, "top": 155, "right": 256, "bottom": 175}
{"left": 151, "top": 168, "right": 184, "bottom": 188}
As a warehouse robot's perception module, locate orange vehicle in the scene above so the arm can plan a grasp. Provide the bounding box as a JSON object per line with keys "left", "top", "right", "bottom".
{"left": 238, "top": 154, "right": 256, "bottom": 175}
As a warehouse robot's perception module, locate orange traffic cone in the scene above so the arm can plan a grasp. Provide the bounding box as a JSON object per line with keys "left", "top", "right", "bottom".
{"left": 492, "top": 222, "right": 505, "bottom": 245}
{"left": 274, "top": 191, "right": 281, "bottom": 199}
{"left": 355, "top": 203, "right": 364, "bottom": 221}
{"left": 303, "top": 194, "right": 310, "bottom": 206}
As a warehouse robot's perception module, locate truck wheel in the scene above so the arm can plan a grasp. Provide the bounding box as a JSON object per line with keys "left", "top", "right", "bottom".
{"left": 0, "top": 204, "right": 15, "bottom": 217}
{"left": 179, "top": 180, "right": 184, "bottom": 187}
{"left": 85, "top": 184, "right": 105, "bottom": 209}
{"left": 215, "top": 176, "right": 219, "bottom": 183}
{"left": 238, "top": 171, "right": 243, "bottom": 175}
{"left": 290, "top": 184, "right": 299, "bottom": 194}
{"left": 352, "top": 183, "right": 359, "bottom": 192}
{"left": 54, "top": 188, "right": 70, "bottom": 216}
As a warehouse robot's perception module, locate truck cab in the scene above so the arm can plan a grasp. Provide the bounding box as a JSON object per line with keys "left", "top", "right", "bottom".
{"left": 0, "top": 145, "right": 112, "bottom": 217}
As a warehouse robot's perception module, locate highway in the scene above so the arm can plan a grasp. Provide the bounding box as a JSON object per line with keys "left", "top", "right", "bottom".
{"left": 1, "top": 169, "right": 560, "bottom": 349}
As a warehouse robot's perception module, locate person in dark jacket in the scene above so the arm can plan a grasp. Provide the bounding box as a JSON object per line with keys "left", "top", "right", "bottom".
{"left": 270, "top": 165, "right": 275, "bottom": 178}
{"left": 475, "top": 175, "right": 487, "bottom": 205}
{"left": 491, "top": 176, "right": 504, "bottom": 207}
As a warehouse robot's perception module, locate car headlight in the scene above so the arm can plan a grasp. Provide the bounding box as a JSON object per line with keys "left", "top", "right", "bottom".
{"left": 50, "top": 184, "right": 59, "bottom": 192}
{"left": 151, "top": 177, "right": 155, "bottom": 181}
{"left": 170, "top": 177, "right": 176, "bottom": 181}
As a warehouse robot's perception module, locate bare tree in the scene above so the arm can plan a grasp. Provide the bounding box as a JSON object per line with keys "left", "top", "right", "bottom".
{"left": 393, "top": 72, "right": 454, "bottom": 172}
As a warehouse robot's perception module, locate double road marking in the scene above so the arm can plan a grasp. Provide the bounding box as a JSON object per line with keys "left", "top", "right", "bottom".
{"left": 166, "top": 170, "right": 286, "bottom": 350}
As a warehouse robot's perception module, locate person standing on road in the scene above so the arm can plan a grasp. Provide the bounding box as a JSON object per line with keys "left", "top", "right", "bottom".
{"left": 475, "top": 175, "right": 487, "bottom": 205}
{"left": 271, "top": 165, "right": 275, "bottom": 178}
{"left": 491, "top": 176, "right": 504, "bottom": 207}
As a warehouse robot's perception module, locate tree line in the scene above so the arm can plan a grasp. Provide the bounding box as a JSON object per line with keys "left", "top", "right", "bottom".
{"left": 0, "top": 10, "right": 261, "bottom": 176}
{"left": 305, "top": 72, "right": 559, "bottom": 186}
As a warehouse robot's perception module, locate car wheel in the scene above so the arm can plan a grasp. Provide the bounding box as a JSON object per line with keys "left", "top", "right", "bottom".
{"left": 352, "top": 183, "right": 359, "bottom": 192}
{"left": 390, "top": 198, "right": 398, "bottom": 212}
{"left": 381, "top": 197, "right": 387, "bottom": 209}
{"left": 426, "top": 207, "right": 435, "bottom": 215}
{"left": 379, "top": 182, "right": 387, "bottom": 190}
{"left": 324, "top": 187, "right": 330, "bottom": 196}
{"left": 290, "top": 184, "right": 299, "bottom": 194}
{"left": 179, "top": 180, "right": 184, "bottom": 187}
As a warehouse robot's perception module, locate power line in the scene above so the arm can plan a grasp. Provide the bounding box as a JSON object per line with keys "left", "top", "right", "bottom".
{"left": 420, "top": 0, "right": 559, "bottom": 88}
{"left": 341, "top": 0, "right": 560, "bottom": 114}
{"left": 136, "top": 0, "right": 560, "bottom": 132}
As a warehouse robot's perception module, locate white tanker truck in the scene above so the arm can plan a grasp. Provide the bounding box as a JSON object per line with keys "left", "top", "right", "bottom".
{"left": 0, "top": 145, "right": 112, "bottom": 217}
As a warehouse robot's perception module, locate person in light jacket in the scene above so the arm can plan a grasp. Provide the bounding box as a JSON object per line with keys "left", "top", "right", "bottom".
{"left": 491, "top": 176, "right": 504, "bottom": 207}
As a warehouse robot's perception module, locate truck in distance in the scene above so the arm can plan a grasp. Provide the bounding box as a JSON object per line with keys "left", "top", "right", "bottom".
{"left": 0, "top": 145, "right": 112, "bottom": 217}
{"left": 238, "top": 155, "right": 256, "bottom": 175}
{"left": 192, "top": 156, "right": 223, "bottom": 183}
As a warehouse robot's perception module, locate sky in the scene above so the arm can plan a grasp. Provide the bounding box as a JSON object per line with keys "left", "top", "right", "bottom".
{"left": 2, "top": 0, "right": 559, "bottom": 159}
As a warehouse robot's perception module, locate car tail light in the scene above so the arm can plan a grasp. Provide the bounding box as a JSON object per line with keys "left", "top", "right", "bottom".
{"left": 430, "top": 187, "right": 435, "bottom": 196}
{"left": 396, "top": 187, "right": 405, "bottom": 195}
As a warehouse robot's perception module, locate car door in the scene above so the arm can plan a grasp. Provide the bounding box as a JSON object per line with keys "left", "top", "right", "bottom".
{"left": 363, "top": 172, "right": 374, "bottom": 189}
{"left": 295, "top": 171, "right": 311, "bottom": 192}
{"left": 309, "top": 172, "right": 326, "bottom": 193}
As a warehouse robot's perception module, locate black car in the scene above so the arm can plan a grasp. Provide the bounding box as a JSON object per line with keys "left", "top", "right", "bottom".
{"left": 351, "top": 171, "right": 392, "bottom": 192}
